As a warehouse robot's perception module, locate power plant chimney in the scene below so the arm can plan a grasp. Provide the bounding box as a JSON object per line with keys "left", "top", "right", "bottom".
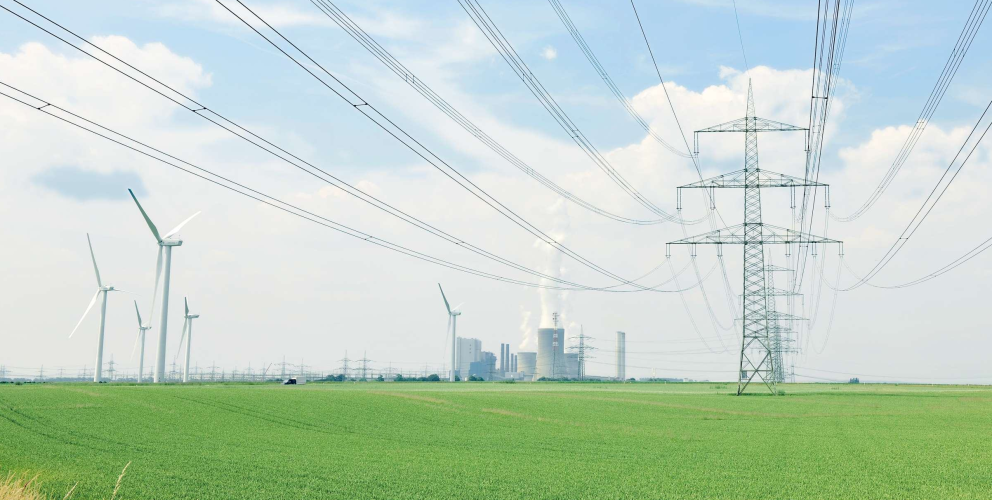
{"left": 616, "top": 331, "right": 626, "bottom": 381}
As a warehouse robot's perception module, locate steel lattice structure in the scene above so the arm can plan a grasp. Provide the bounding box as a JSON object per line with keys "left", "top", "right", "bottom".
{"left": 668, "top": 82, "right": 843, "bottom": 395}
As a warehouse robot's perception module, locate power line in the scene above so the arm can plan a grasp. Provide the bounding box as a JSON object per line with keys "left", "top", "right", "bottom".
{"left": 628, "top": 0, "right": 744, "bottom": 350}
{"left": 795, "top": 0, "right": 853, "bottom": 289}
{"left": 836, "top": 100, "right": 992, "bottom": 290}
{"left": 308, "top": 0, "right": 665, "bottom": 226}
{"left": 0, "top": 3, "right": 653, "bottom": 295}
{"left": 216, "top": 0, "right": 687, "bottom": 291}
{"left": 731, "top": 0, "right": 751, "bottom": 78}
{"left": 546, "top": 0, "right": 690, "bottom": 159}
{"left": 831, "top": 0, "right": 991, "bottom": 223}
{"left": 457, "top": 0, "right": 702, "bottom": 225}
{"left": 0, "top": 80, "right": 691, "bottom": 293}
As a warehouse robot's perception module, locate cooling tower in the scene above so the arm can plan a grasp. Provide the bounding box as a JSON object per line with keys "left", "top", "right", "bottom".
{"left": 536, "top": 327, "right": 565, "bottom": 380}
{"left": 517, "top": 352, "right": 536, "bottom": 379}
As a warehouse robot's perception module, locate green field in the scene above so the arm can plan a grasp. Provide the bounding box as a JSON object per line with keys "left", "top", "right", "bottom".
{"left": 1, "top": 382, "right": 990, "bottom": 499}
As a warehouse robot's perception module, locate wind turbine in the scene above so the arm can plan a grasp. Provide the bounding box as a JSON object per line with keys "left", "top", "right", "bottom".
{"left": 131, "top": 300, "right": 152, "bottom": 383}
{"left": 438, "top": 284, "right": 462, "bottom": 382}
{"left": 128, "top": 189, "right": 199, "bottom": 383}
{"left": 175, "top": 297, "right": 199, "bottom": 383}
{"left": 70, "top": 234, "right": 125, "bottom": 382}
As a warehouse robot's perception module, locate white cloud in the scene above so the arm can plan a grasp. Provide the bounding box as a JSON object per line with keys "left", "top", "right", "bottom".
{"left": 540, "top": 45, "right": 557, "bottom": 61}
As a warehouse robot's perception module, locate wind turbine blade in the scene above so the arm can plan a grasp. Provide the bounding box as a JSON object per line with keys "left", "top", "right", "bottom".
{"left": 175, "top": 318, "right": 189, "bottom": 360}
{"left": 129, "top": 189, "right": 162, "bottom": 243}
{"left": 163, "top": 211, "right": 201, "bottom": 239}
{"left": 69, "top": 290, "right": 100, "bottom": 338}
{"left": 86, "top": 233, "right": 103, "bottom": 288}
{"left": 453, "top": 302, "right": 465, "bottom": 312}
{"left": 147, "top": 246, "right": 163, "bottom": 328}
{"left": 130, "top": 327, "right": 141, "bottom": 361}
{"left": 438, "top": 283, "right": 451, "bottom": 314}
{"left": 185, "top": 297, "right": 189, "bottom": 316}
{"left": 134, "top": 300, "right": 143, "bottom": 326}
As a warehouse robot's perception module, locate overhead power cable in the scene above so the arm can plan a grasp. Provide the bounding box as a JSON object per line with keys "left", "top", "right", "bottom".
{"left": 0, "top": 80, "right": 710, "bottom": 293}
{"left": 457, "top": 0, "right": 703, "bottom": 225}
{"left": 213, "top": 0, "right": 663, "bottom": 290}
{"left": 1, "top": 2, "right": 691, "bottom": 296}
{"left": 731, "top": 0, "right": 751, "bottom": 78}
{"left": 628, "top": 0, "right": 740, "bottom": 343}
{"left": 794, "top": 0, "right": 853, "bottom": 289}
{"left": 307, "top": 0, "right": 664, "bottom": 226}
{"left": 838, "top": 100, "right": 992, "bottom": 290}
{"left": 831, "top": 0, "right": 991, "bottom": 223}
{"left": 546, "top": 0, "right": 690, "bottom": 158}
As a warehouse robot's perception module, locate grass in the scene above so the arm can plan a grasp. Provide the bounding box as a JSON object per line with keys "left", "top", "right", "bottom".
{"left": 1, "top": 382, "right": 990, "bottom": 499}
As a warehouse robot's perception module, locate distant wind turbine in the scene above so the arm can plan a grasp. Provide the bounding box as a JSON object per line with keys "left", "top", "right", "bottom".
{"left": 175, "top": 297, "right": 199, "bottom": 383}
{"left": 128, "top": 188, "right": 200, "bottom": 383}
{"left": 130, "top": 300, "right": 152, "bottom": 383}
{"left": 438, "top": 284, "right": 463, "bottom": 382}
{"left": 70, "top": 234, "right": 126, "bottom": 382}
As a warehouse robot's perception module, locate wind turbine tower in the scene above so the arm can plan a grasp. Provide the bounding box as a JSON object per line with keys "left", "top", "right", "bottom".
{"left": 131, "top": 300, "right": 152, "bottom": 383}
{"left": 176, "top": 297, "right": 200, "bottom": 383}
{"left": 70, "top": 234, "right": 125, "bottom": 382}
{"left": 437, "top": 284, "right": 462, "bottom": 382}
{"left": 128, "top": 189, "right": 200, "bottom": 383}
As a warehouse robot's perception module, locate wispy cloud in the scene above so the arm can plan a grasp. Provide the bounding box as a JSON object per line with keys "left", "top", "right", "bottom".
{"left": 33, "top": 166, "right": 147, "bottom": 201}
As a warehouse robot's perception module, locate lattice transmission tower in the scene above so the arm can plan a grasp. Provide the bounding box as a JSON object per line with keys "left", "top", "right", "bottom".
{"left": 667, "top": 82, "right": 843, "bottom": 395}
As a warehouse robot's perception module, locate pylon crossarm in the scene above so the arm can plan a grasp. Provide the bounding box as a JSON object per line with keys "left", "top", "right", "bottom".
{"left": 678, "top": 169, "right": 828, "bottom": 190}
{"left": 765, "top": 311, "right": 806, "bottom": 322}
{"left": 697, "top": 116, "right": 807, "bottom": 133}
{"left": 668, "top": 223, "right": 841, "bottom": 246}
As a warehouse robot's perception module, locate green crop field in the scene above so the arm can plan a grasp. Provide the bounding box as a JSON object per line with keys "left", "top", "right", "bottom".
{"left": 1, "top": 382, "right": 990, "bottom": 499}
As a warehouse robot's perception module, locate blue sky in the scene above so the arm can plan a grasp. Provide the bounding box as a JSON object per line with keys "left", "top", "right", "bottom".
{"left": 1, "top": 0, "right": 990, "bottom": 382}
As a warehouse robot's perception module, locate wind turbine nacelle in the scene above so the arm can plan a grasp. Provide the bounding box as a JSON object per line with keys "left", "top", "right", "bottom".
{"left": 161, "top": 240, "right": 183, "bottom": 247}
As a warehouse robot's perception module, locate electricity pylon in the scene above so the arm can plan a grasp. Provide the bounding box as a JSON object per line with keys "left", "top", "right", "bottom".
{"left": 667, "top": 81, "right": 842, "bottom": 395}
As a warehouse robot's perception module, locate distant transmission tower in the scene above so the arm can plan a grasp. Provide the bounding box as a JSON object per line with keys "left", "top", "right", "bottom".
{"left": 339, "top": 351, "right": 350, "bottom": 379}
{"left": 568, "top": 325, "right": 595, "bottom": 381}
{"left": 667, "top": 82, "right": 843, "bottom": 395}
{"left": 358, "top": 351, "right": 371, "bottom": 380}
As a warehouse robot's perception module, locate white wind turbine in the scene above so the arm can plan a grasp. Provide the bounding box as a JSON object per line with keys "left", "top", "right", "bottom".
{"left": 70, "top": 234, "right": 126, "bottom": 382}
{"left": 128, "top": 189, "right": 200, "bottom": 383}
{"left": 175, "top": 297, "right": 199, "bottom": 383}
{"left": 130, "top": 300, "right": 152, "bottom": 383}
{"left": 438, "top": 284, "right": 463, "bottom": 382}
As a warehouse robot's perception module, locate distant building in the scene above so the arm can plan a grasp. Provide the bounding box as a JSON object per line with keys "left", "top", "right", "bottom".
{"left": 469, "top": 351, "right": 497, "bottom": 380}
{"left": 517, "top": 352, "right": 537, "bottom": 380}
{"left": 566, "top": 352, "right": 579, "bottom": 379}
{"left": 456, "top": 337, "right": 482, "bottom": 379}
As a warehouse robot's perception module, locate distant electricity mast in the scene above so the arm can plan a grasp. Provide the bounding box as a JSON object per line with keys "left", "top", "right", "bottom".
{"left": 667, "top": 82, "right": 843, "bottom": 395}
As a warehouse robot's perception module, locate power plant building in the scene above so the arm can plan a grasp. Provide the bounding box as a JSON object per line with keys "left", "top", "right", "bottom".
{"left": 456, "top": 337, "right": 482, "bottom": 379}
{"left": 517, "top": 352, "right": 536, "bottom": 380}
{"left": 536, "top": 327, "right": 566, "bottom": 380}
{"left": 469, "top": 351, "right": 497, "bottom": 380}
{"left": 565, "top": 352, "right": 579, "bottom": 379}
